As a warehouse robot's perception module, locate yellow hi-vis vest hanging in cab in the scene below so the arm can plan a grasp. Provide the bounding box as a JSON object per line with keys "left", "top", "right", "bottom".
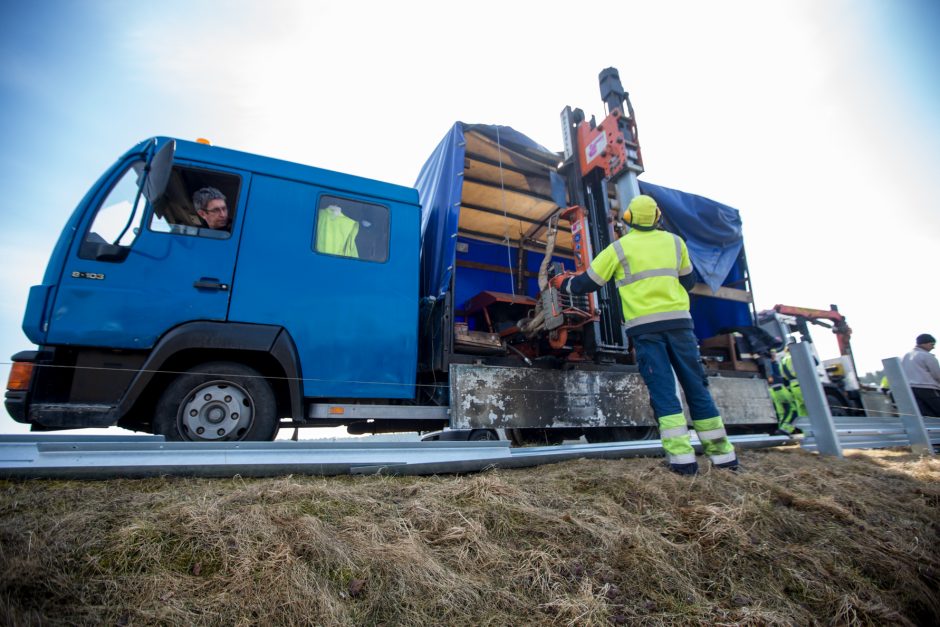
{"left": 586, "top": 229, "right": 693, "bottom": 333}
{"left": 317, "top": 207, "right": 359, "bottom": 258}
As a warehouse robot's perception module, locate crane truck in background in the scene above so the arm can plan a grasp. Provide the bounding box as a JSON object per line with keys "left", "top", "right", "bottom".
{"left": 5, "top": 68, "right": 783, "bottom": 443}
{"left": 757, "top": 304, "right": 892, "bottom": 417}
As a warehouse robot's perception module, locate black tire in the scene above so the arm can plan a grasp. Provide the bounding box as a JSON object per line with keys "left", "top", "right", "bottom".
{"left": 506, "top": 428, "right": 566, "bottom": 446}
{"left": 826, "top": 392, "right": 850, "bottom": 416}
{"left": 584, "top": 426, "right": 658, "bottom": 443}
{"left": 726, "top": 424, "right": 772, "bottom": 436}
{"left": 468, "top": 429, "right": 499, "bottom": 441}
{"left": 154, "top": 361, "right": 278, "bottom": 442}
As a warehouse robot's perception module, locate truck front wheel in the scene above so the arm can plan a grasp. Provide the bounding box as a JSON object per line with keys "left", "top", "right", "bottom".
{"left": 154, "top": 361, "right": 278, "bottom": 442}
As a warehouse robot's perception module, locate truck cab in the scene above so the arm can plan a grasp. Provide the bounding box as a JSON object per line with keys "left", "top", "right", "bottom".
{"left": 7, "top": 137, "right": 421, "bottom": 440}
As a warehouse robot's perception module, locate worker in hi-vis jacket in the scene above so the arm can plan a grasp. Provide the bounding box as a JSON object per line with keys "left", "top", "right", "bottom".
{"left": 556, "top": 194, "right": 738, "bottom": 475}
{"left": 779, "top": 348, "right": 808, "bottom": 418}
{"left": 768, "top": 350, "right": 798, "bottom": 435}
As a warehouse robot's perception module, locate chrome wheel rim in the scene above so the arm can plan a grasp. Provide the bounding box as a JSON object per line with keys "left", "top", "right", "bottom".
{"left": 178, "top": 380, "right": 253, "bottom": 441}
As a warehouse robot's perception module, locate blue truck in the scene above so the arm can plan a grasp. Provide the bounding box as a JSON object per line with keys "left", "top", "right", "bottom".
{"left": 5, "top": 74, "right": 779, "bottom": 443}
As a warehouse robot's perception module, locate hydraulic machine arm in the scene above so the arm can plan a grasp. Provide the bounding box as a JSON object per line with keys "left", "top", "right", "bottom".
{"left": 558, "top": 67, "right": 645, "bottom": 358}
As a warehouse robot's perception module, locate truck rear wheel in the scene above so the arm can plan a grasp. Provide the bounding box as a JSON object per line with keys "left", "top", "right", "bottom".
{"left": 154, "top": 361, "right": 278, "bottom": 442}
{"left": 468, "top": 429, "right": 499, "bottom": 441}
{"left": 506, "top": 428, "right": 567, "bottom": 446}
{"left": 584, "top": 427, "right": 658, "bottom": 443}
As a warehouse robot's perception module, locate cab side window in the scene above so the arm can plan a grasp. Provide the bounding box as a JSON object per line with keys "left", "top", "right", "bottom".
{"left": 314, "top": 195, "right": 389, "bottom": 262}
{"left": 149, "top": 166, "right": 241, "bottom": 239}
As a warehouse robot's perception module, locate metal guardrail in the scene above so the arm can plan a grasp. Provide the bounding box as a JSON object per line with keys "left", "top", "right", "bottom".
{"left": 798, "top": 416, "right": 940, "bottom": 452}
{"left": 0, "top": 433, "right": 789, "bottom": 480}
{"left": 788, "top": 344, "right": 936, "bottom": 456}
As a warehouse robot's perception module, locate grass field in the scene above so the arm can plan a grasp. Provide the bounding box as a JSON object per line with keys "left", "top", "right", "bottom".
{"left": 1, "top": 446, "right": 938, "bottom": 625}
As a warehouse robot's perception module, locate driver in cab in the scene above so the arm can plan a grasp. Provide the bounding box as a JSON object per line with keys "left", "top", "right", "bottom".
{"left": 192, "top": 187, "right": 230, "bottom": 230}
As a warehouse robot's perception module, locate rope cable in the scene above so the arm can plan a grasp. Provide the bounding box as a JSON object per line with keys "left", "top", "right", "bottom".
{"left": 494, "top": 127, "right": 516, "bottom": 298}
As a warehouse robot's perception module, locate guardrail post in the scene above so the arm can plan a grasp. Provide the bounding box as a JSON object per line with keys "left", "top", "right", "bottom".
{"left": 791, "top": 341, "right": 843, "bottom": 458}
{"left": 882, "top": 357, "right": 934, "bottom": 456}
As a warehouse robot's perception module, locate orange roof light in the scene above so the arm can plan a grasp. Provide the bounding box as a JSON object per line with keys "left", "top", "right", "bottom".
{"left": 328, "top": 406, "right": 345, "bottom": 415}
{"left": 196, "top": 138, "right": 212, "bottom": 145}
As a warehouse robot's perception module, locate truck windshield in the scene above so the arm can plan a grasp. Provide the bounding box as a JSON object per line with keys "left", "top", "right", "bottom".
{"left": 83, "top": 162, "right": 146, "bottom": 248}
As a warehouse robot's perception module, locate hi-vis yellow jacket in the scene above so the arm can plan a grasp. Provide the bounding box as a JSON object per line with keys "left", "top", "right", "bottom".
{"left": 316, "top": 210, "right": 359, "bottom": 258}
{"left": 585, "top": 229, "right": 694, "bottom": 336}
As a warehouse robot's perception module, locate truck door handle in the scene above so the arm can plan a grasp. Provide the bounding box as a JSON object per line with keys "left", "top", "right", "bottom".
{"left": 193, "top": 278, "right": 229, "bottom": 291}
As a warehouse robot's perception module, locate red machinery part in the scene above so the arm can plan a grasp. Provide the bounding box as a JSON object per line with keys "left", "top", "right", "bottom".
{"left": 549, "top": 328, "right": 568, "bottom": 350}
{"left": 576, "top": 108, "right": 643, "bottom": 180}
{"left": 559, "top": 205, "right": 593, "bottom": 273}
{"left": 772, "top": 304, "right": 853, "bottom": 356}
{"left": 548, "top": 205, "right": 598, "bottom": 340}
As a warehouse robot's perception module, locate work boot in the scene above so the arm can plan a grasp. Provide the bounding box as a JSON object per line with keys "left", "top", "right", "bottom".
{"left": 714, "top": 459, "right": 740, "bottom": 472}
{"left": 669, "top": 461, "right": 699, "bottom": 476}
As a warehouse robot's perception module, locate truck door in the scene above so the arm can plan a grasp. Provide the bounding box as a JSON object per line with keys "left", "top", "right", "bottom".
{"left": 228, "top": 174, "right": 420, "bottom": 400}
{"left": 45, "top": 152, "right": 250, "bottom": 349}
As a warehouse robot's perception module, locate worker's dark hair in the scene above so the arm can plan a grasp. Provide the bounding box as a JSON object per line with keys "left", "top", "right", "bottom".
{"left": 192, "top": 187, "right": 226, "bottom": 212}
{"left": 916, "top": 333, "right": 936, "bottom": 345}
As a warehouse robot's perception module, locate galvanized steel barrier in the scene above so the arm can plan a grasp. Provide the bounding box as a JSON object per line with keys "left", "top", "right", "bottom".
{"left": 790, "top": 342, "right": 937, "bottom": 456}
{"left": 0, "top": 433, "right": 789, "bottom": 480}
{"left": 4, "top": 343, "right": 934, "bottom": 479}
{"left": 798, "top": 416, "right": 940, "bottom": 452}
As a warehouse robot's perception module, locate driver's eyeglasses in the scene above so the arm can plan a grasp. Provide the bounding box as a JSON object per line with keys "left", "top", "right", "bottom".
{"left": 204, "top": 205, "right": 227, "bottom": 215}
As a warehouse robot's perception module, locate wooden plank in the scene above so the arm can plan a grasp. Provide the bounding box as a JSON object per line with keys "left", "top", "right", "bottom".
{"left": 690, "top": 283, "right": 753, "bottom": 303}
{"left": 456, "top": 229, "right": 575, "bottom": 258}
{"left": 456, "top": 259, "right": 538, "bottom": 279}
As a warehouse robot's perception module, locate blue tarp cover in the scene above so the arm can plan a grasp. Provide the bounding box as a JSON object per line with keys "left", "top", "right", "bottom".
{"left": 638, "top": 181, "right": 743, "bottom": 293}
{"left": 414, "top": 123, "right": 466, "bottom": 300}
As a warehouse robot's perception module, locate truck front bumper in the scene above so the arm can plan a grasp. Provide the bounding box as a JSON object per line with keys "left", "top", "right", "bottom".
{"left": 4, "top": 390, "right": 28, "bottom": 423}
{"left": 4, "top": 350, "right": 38, "bottom": 424}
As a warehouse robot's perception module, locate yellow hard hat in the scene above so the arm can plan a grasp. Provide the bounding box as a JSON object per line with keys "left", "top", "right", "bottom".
{"left": 624, "top": 194, "right": 660, "bottom": 227}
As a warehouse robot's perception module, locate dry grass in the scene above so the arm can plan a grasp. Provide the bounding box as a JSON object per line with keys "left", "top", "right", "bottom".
{"left": 1, "top": 447, "right": 938, "bottom": 626}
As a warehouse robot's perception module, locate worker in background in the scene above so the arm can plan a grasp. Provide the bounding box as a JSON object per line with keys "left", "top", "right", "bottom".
{"left": 780, "top": 346, "right": 809, "bottom": 418}
{"left": 900, "top": 333, "right": 940, "bottom": 418}
{"left": 557, "top": 195, "right": 737, "bottom": 475}
{"left": 192, "top": 187, "right": 231, "bottom": 230}
{"left": 768, "top": 350, "right": 798, "bottom": 435}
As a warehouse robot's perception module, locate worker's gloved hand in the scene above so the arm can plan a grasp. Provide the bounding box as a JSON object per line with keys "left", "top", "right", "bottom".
{"left": 549, "top": 272, "right": 576, "bottom": 293}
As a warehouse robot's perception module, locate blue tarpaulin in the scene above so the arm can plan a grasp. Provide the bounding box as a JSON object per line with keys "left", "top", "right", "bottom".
{"left": 638, "top": 181, "right": 744, "bottom": 294}
{"left": 414, "top": 123, "right": 560, "bottom": 301}
{"left": 414, "top": 124, "right": 465, "bottom": 300}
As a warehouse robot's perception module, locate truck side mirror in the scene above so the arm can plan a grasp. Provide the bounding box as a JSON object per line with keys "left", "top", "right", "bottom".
{"left": 143, "top": 140, "right": 175, "bottom": 204}
{"left": 112, "top": 139, "right": 175, "bottom": 247}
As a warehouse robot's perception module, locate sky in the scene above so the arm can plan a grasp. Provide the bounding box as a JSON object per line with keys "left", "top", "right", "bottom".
{"left": 0, "top": 0, "right": 937, "bottom": 435}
